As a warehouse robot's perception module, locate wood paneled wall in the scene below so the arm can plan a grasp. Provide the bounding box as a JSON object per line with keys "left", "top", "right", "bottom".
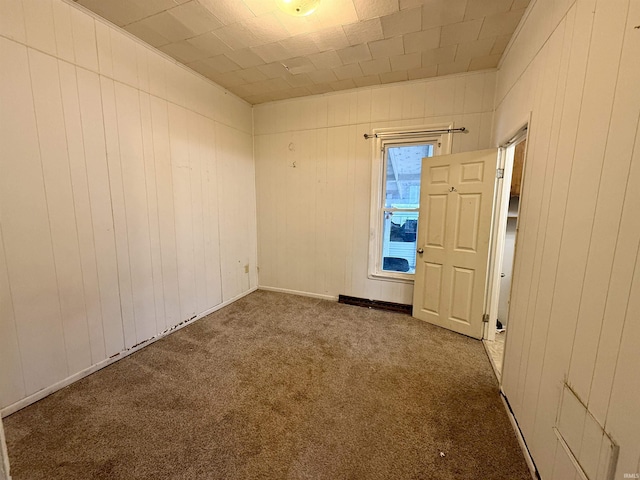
{"left": 0, "top": 0, "right": 257, "bottom": 414}
{"left": 495, "top": 0, "right": 640, "bottom": 478}
{"left": 253, "top": 71, "right": 496, "bottom": 304}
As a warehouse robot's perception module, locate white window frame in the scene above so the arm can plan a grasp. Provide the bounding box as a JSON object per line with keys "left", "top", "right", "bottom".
{"left": 368, "top": 123, "right": 454, "bottom": 283}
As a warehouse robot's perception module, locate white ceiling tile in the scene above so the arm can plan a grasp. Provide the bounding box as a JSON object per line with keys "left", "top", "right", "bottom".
{"left": 421, "top": 45, "right": 456, "bottom": 66}
{"left": 286, "top": 72, "right": 314, "bottom": 87}
{"left": 243, "top": 82, "right": 271, "bottom": 96}
{"left": 230, "top": 84, "right": 256, "bottom": 98}
{"left": 77, "top": 0, "right": 145, "bottom": 26}
{"left": 342, "top": 18, "right": 384, "bottom": 45}
{"left": 512, "top": 0, "right": 531, "bottom": 9}
{"left": 403, "top": 27, "right": 440, "bottom": 54}
{"left": 226, "top": 48, "right": 265, "bottom": 68}
{"left": 167, "top": 1, "right": 222, "bottom": 36}
{"left": 241, "top": 0, "right": 277, "bottom": 16}
{"left": 469, "top": 54, "right": 501, "bottom": 70}
{"left": 130, "top": 0, "right": 178, "bottom": 19}
{"left": 269, "top": 90, "right": 290, "bottom": 101}
{"left": 264, "top": 77, "right": 291, "bottom": 92}
{"left": 311, "top": 0, "right": 359, "bottom": 30}
{"left": 273, "top": 11, "right": 322, "bottom": 36}
{"left": 203, "top": 54, "right": 242, "bottom": 73}
{"left": 352, "top": 0, "right": 399, "bottom": 21}
{"left": 307, "top": 69, "right": 339, "bottom": 84}
{"left": 309, "top": 26, "right": 351, "bottom": 51}
{"left": 135, "top": 11, "right": 194, "bottom": 43}
{"left": 242, "top": 13, "right": 290, "bottom": 45}
{"left": 212, "top": 23, "right": 257, "bottom": 49}
{"left": 330, "top": 78, "right": 357, "bottom": 90}
{"left": 124, "top": 20, "right": 171, "bottom": 48}
{"left": 353, "top": 74, "right": 381, "bottom": 87}
{"left": 278, "top": 34, "right": 321, "bottom": 57}
{"left": 380, "top": 7, "right": 421, "bottom": 38}
{"left": 491, "top": 35, "right": 511, "bottom": 55}
{"left": 455, "top": 37, "right": 496, "bottom": 63}
{"left": 421, "top": 0, "right": 467, "bottom": 30}
{"left": 437, "top": 59, "right": 470, "bottom": 76}
{"left": 252, "top": 42, "right": 291, "bottom": 63}
{"left": 389, "top": 52, "right": 421, "bottom": 71}
{"left": 77, "top": 0, "right": 528, "bottom": 104}
{"left": 333, "top": 63, "right": 364, "bottom": 80}
{"left": 399, "top": 0, "right": 422, "bottom": 9}
{"left": 187, "top": 32, "right": 232, "bottom": 56}
{"left": 159, "top": 40, "right": 209, "bottom": 63}
{"left": 368, "top": 36, "right": 404, "bottom": 59}
{"left": 281, "top": 56, "right": 316, "bottom": 74}
{"left": 199, "top": 0, "right": 255, "bottom": 25}
{"left": 360, "top": 57, "right": 391, "bottom": 75}
{"left": 285, "top": 86, "right": 313, "bottom": 98}
{"left": 210, "top": 70, "right": 247, "bottom": 88}
{"left": 308, "top": 50, "right": 343, "bottom": 69}
{"left": 245, "top": 92, "right": 276, "bottom": 104}
{"left": 479, "top": 10, "right": 526, "bottom": 38}
{"left": 463, "top": 0, "right": 512, "bottom": 21}
{"left": 236, "top": 66, "right": 269, "bottom": 83}
{"left": 256, "top": 62, "right": 289, "bottom": 78}
{"left": 337, "top": 43, "right": 372, "bottom": 64}
{"left": 407, "top": 65, "right": 437, "bottom": 80}
{"left": 307, "top": 84, "right": 334, "bottom": 95}
{"left": 380, "top": 70, "right": 407, "bottom": 84}
{"left": 186, "top": 59, "right": 218, "bottom": 77}
{"left": 440, "top": 19, "right": 483, "bottom": 47}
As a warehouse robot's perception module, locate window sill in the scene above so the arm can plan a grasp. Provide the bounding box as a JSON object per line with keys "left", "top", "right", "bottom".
{"left": 367, "top": 272, "right": 415, "bottom": 284}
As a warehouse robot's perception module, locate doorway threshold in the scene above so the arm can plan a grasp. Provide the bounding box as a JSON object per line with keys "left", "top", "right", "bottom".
{"left": 483, "top": 330, "right": 506, "bottom": 380}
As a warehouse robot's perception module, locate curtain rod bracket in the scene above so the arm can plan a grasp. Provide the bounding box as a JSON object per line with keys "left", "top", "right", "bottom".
{"left": 364, "top": 127, "right": 466, "bottom": 140}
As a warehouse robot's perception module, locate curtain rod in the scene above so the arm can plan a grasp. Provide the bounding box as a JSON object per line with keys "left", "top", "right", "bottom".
{"left": 363, "top": 127, "right": 466, "bottom": 140}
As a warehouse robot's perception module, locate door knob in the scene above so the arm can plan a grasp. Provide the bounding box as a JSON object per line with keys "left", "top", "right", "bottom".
{"left": 417, "top": 248, "right": 424, "bottom": 254}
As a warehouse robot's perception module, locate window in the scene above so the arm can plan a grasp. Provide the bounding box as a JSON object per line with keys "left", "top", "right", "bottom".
{"left": 368, "top": 125, "right": 453, "bottom": 282}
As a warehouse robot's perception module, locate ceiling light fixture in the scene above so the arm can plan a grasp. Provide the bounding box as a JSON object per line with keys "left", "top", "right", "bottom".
{"left": 275, "top": 0, "right": 321, "bottom": 16}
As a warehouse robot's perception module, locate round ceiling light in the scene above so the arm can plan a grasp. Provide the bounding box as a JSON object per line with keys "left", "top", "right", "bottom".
{"left": 275, "top": 0, "right": 321, "bottom": 16}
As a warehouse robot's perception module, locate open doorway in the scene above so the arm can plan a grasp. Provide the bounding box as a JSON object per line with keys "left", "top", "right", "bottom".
{"left": 484, "top": 129, "right": 527, "bottom": 377}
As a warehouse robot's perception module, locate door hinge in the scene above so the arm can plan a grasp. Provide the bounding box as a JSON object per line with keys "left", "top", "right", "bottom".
{"left": 496, "top": 168, "right": 505, "bottom": 179}
{"left": 482, "top": 313, "right": 490, "bottom": 323}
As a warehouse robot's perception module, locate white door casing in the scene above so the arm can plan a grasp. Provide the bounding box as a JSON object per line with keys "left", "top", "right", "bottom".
{"left": 413, "top": 149, "right": 498, "bottom": 339}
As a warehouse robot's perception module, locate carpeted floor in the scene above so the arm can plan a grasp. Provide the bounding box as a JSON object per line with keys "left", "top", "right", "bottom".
{"left": 4, "top": 291, "right": 530, "bottom": 480}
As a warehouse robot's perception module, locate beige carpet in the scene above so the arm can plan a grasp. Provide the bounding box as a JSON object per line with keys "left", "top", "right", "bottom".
{"left": 4, "top": 291, "right": 530, "bottom": 480}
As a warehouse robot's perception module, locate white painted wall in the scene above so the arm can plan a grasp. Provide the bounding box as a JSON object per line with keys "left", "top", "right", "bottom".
{"left": 495, "top": 0, "right": 640, "bottom": 478}
{"left": 497, "top": 217, "right": 517, "bottom": 326}
{"left": 253, "top": 71, "right": 496, "bottom": 304}
{"left": 0, "top": 0, "right": 257, "bottom": 414}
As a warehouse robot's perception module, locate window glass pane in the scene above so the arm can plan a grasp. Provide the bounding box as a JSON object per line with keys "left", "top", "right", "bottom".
{"left": 381, "top": 211, "right": 418, "bottom": 274}
{"left": 384, "top": 144, "right": 433, "bottom": 208}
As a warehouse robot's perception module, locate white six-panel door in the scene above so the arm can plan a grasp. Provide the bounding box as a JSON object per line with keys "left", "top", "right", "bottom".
{"left": 413, "top": 149, "right": 498, "bottom": 339}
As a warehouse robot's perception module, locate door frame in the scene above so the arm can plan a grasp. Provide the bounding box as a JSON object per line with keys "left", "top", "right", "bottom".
{"left": 0, "top": 416, "right": 9, "bottom": 480}
{"left": 483, "top": 121, "right": 530, "bottom": 342}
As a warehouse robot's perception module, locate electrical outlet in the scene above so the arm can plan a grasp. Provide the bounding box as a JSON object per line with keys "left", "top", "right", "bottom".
{"left": 244, "top": 264, "right": 249, "bottom": 274}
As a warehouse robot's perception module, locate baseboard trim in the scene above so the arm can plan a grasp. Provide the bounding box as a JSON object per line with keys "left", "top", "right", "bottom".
{"left": 257, "top": 285, "right": 338, "bottom": 301}
{"left": 500, "top": 393, "right": 540, "bottom": 480}
{"left": 338, "top": 295, "right": 412, "bottom": 314}
{"left": 1, "top": 287, "right": 258, "bottom": 418}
